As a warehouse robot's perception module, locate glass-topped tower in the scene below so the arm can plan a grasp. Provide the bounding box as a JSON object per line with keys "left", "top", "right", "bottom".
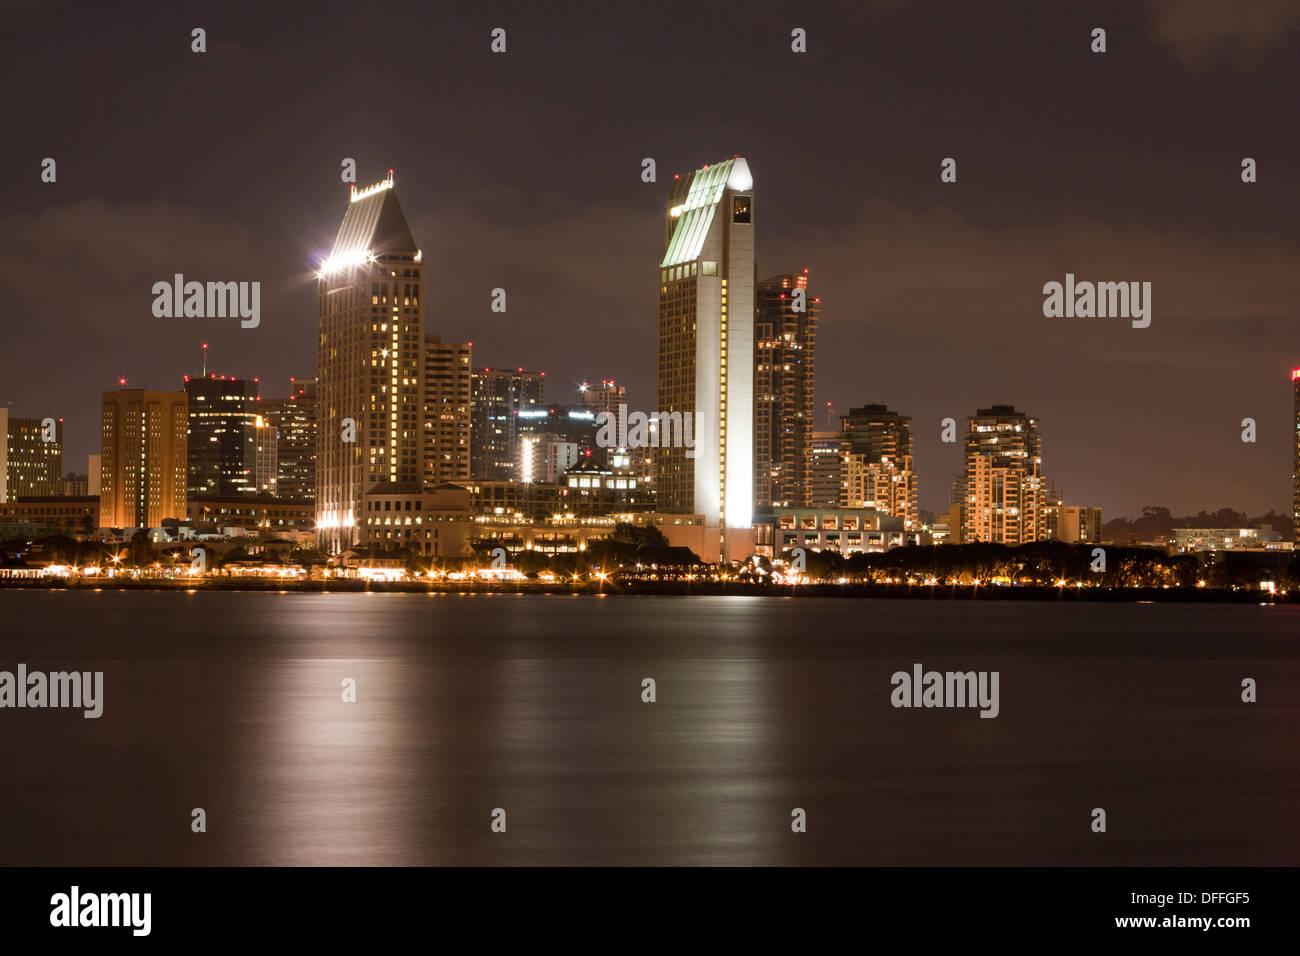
{"left": 657, "top": 157, "right": 755, "bottom": 562}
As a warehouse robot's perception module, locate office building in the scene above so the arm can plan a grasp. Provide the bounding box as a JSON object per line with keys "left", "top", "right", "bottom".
{"left": 470, "top": 367, "right": 545, "bottom": 481}
{"left": 261, "top": 378, "right": 317, "bottom": 502}
{"left": 2, "top": 411, "right": 64, "bottom": 500}
{"left": 100, "top": 389, "right": 188, "bottom": 529}
{"left": 658, "top": 156, "right": 755, "bottom": 561}
{"left": 579, "top": 378, "right": 627, "bottom": 466}
{"left": 183, "top": 375, "right": 260, "bottom": 497}
{"left": 806, "top": 430, "right": 843, "bottom": 510}
{"left": 315, "top": 172, "right": 427, "bottom": 553}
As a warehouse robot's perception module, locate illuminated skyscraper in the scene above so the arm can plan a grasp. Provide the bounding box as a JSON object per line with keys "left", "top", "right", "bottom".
{"left": 841, "top": 404, "right": 912, "bottom": 463}
{"left": 183, "top": 375, "right": 259, "bottom": 496}
{"left": 100, "top": 388, "right": 188, "bottom": 529}
{"left": 658, "top": 157, "right": 755, "bottom": 561}
{"left": 755, "top": 272, "right": 818, "bottom": 512}
{"left": 470, "top": 367, "right": 545, "bottom": 481}
{"left": 315, "top": 173, "right": 426, "bottom": 553}
{"left": 962, "top": 404, "right": 1046, "bottom": 545}
{"left": 579, "top": 378, "right": 627, "bottom": 467}
{"left": 839, "top": 404, "right": 918, "bottom": 527}
{"left": 253, "top": 414, "right": 278, "bottom": 495}
{"left": 806, "top": 431, "right": 843, "bottom": 510}
{"left": 261, "top": 378, "right": 317, "bottom": 502}
{"left": 424, "top": 336, "right": 472, "bottom": 484}
{"left": 1, "top": 411, "right": 64, "bottom": 501}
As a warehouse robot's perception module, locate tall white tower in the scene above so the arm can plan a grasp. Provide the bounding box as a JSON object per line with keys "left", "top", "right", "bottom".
{"left": 657, "top": 157, "right": 755, "bottom": 561}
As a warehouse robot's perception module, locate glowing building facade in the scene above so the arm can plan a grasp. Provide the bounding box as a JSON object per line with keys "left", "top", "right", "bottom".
{"left": 315, "top": 173, "right": 426, "bottom": 553}
{"left": 99, "top": 389, "right": 188, "bottom": 529}
{"left": 962, "top": 404, "right": 1047, "bottom": 545}
{"left": 657, "top": 157, "right": 755, "bottom": 561}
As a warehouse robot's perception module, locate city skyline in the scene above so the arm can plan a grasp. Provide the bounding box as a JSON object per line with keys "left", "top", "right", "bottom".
{"left": 8, "top": 158, "right": 1295, "bottom": 529}
{"left": 5, "top": 1, "right": 1299, "bottom": 521}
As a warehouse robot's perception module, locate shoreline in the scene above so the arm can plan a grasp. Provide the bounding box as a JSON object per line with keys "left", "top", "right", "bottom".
{"left": 0, "top": 579, "right": 1290, "bottom": 603}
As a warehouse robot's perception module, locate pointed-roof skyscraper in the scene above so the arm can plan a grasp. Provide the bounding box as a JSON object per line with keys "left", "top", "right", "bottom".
{"left": 315, "top": 172, "right": 426, "bottom": 554}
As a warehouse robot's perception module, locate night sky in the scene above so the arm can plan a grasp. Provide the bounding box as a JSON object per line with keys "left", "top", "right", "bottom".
{"left": 5, "top": 0, "right": 1299, "bottom": 518}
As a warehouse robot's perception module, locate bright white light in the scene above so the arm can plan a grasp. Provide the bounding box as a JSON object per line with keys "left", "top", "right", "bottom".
{"left": 319, "top": 248, "right": 372, "bottom": 276}
{"left": 520, "top": 438, "right": 537, "bottom": 483}
{"left": 351, "top": 176, "right": 394, "bottom": 203}
{"left": 726, "top": 158, "right": 753, "bottom": 192}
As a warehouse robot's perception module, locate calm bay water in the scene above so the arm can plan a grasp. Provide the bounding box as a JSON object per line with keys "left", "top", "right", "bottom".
{"left": 0, "top": 590, "right": 1296, "bottom": 866}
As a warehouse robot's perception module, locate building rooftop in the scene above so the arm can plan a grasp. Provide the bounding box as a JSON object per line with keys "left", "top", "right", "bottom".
{"left": 661, "top": 157, "right": 751, "bottom": 268}
{"left": 321, "top": 174, "right": 419, "bottom": 273}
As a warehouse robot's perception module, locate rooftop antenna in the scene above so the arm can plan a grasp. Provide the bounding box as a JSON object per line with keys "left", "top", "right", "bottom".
{"left": 826, "top": 401, "right": 834, "bottom": 429}
{"left": 202, "top": 342, "right": 208, "bottom": 378}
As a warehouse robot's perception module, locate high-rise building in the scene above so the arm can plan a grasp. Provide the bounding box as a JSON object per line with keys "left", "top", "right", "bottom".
{"left": 841, "top": 404, "right": 912, "bottom": 463}
{"left": 806, "top": 431, "right": 844, "bottom": 510}
{"left": 100, "top": 389, "right": 188, "bottom": 529}
{"left": 579, "top": 378, "right": 627, "bottom": 466}
{"left": 1294, "top": 368, "right": 1300, "bottom": 546}
{"left": 261, "top": 378, "right": 317, "bottom": 502}
{"left": 183, "top": 375, "right": 259, "bottom": 497}
{"left": 579, "top": 379, "right": 626, "bottom": 418}
{"left": 1041, "top": 480, "right": 1065, "bottom": 545}
{"left": 837, "top": 404, "right": 917, "bottom": 527}
{"left": 1, "top": 411, "right": 64, "bottom": 501}
{"left": 755, "top": 271, "right": 817, "bottom": 512}
{"left": 315, "top": 173, "right": 426, "bottom": 553}
{"left": 425, "top": 335, "right": 471, "bottom": 485}
{"left": 657, "top": 157, "right": 755, "bottom": 561}
{"left": 843, "top": 453, "right": 918, "bottom": 528}
{"left": 253, "top": 414, "right": 278, "bottom": 495}
{"left": 470, "top": 367, "right": 545, "bottom": 481}
{"left": 962, "top": 404, "right": 1047, "bottom": 545}
{"left": 515, "top": 405, "right": 600, "bottom": 482}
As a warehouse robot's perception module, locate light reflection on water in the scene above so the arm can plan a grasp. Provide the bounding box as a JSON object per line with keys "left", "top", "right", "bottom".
{"left": 0, "top": 591, "right": 1295, "bottom": 865}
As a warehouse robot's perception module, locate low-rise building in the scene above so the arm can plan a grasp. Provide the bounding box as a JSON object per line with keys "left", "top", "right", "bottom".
{"left": 755, "top": 507, "right": 923, "bottom": 557}
{"left": 0, "top": 495, "right": 99, "bottom": 535}
{"left": 360, "top": 482, "right": 474, "bottom": 558}
{"left": 187, "top": 495, "right": 314, "bottom": 532}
